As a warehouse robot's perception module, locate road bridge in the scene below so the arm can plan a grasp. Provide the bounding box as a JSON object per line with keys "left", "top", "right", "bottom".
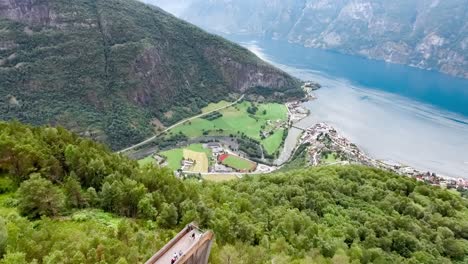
{"left": 145, "top": 223, "right": 214, "bottom": 264}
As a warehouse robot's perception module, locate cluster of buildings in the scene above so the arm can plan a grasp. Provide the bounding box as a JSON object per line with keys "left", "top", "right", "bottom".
{"left": 415, "top": 172, "right": 468, "bottom": 190}
{"left": 302, "top": 81, "right": 321, "bottom": 93}
{"left": 181, "top": 159, "right": 196, "bottom": 171}
{"left": 301, "top": 123, "right": 372, "bottom": 166}
{"left": 286, "top": 101, "right": 310, "bottom": 124}
{"left": 299, "top": 123, "right": 468, "bottom": 191}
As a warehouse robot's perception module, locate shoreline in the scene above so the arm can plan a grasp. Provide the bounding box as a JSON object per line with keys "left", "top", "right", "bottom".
{"left": 136, "top": 86, "right": 467, "bottom": 189}
{"left": 301, "top": 122, "right": 468, "bottom": 189}
{"left": 281, "top": 91, "right": 468, "bottom": 188}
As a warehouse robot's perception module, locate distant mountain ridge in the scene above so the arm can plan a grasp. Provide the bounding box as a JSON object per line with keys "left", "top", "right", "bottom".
{"left": 0, "top": 0, "right": 301, "bottom": 150}
{"left": 149, "top": 0, "right": 468, "bottom": 79}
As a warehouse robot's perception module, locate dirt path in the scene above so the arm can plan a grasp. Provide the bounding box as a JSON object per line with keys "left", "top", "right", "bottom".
{"left": 118, "top": 95, "right": 245, "bottom": 154}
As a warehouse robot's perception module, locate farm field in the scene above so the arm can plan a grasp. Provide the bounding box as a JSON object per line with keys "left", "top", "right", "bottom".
{"left": 201, "top": 100, "right": 232, "bottom": 113}
{"left": 160, "top": 144, "right": 212, "bottom": 171}
{"left": 167, "top": 101, "right": 288, "bottom": 155}
{"left": 220, "top": 154, "right": 256, "bottom": 171}
{"left": 183, "top": 149, "right": 209, "bottom": 173}
{"left": 186, "top": 143, "right": 212, "bottom": 158}
{"left": 203, "top": 174, "right": 240, "bottom": 182}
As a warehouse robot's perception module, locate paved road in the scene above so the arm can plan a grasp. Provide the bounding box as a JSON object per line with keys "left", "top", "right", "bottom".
{"left": 118, "top": 95, "right": 245, "bottom": 154}
{"left": 153, "top": 229, "right": 202, "bottom": 264}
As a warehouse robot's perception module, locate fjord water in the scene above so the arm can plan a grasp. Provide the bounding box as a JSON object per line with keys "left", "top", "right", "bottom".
{"left": 234, "top": 37, "right": 468, "bottom": 178}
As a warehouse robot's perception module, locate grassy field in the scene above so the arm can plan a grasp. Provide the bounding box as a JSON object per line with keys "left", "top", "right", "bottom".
{"left": 222, "top": 155, "right": 256, "bottom": 171}
{"left": 160, "top": 148, "right": 183, "bottom": 171}
{"left": 201, "top": 100, "right": 232, "bottom": 113}
{"left": 186, "top": 144, "right": 212, "bottom": 158}
{"left": 138, "top": 156, "right": 155, "bottom": 167}
{"left": 160, "top": 144, "right": 213, "bottom": 171}
{"left": 203, "top": 174, "right": 240, "bottom": 182}
{"left": 262, "top": 128, "right": 285, "bottom": 155}
{"left": 168, "top": 101, "right": 288, "bottom": 154}
{"left": 183, "top": 149, "right": 209, "bottom": 173}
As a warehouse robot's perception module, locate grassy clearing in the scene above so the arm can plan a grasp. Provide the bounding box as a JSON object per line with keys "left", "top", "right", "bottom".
{"left": 0, "top": 192, "right": 16, "bottom": 216}
{"left": 201, "top": 100, "right": 232, "bottom": 113}
{"left": 160, "top": 148, "right": 183, "bottom": 171}
{"left": 168, "top": 101, "right": 288, "bottom": 154}
{"left": 262, "top": 129, "right": 285, "bottom": 155}
{"left": 138, "top": 156, "right": 155, "bottom": 167}
{"left": 186, "top": 143, "right": 212, "bottom": 158}
{"left": 70, "top": 209, "right": 122, "bottom": 228}
{"left": 323, "top": 153, "right": 341, "bottom": 164}
{"left": 203, "top": 174, "right": 239, "bottom": 182}
{"left": 222, "top": 155, "right": 256, "bottom": 171}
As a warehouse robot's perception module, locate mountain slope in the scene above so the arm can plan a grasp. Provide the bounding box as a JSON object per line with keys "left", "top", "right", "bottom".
{"left": 153, "top": 0, "right": 468, "bottom": 79}
{"left": 0, "top": 0, "right": 302, "bottom": 150}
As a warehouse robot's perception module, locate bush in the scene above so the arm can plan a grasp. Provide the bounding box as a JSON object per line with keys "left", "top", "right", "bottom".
{"left": 17, "top": 174, "right": 65, "bottom": 219}
{"left": 0, "top": 177, "right": 15, "bottom": 194}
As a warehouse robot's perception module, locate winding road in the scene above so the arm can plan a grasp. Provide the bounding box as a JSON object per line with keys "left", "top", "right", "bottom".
{"left": 118, "top": 95, "right": 245, "bottom": 154}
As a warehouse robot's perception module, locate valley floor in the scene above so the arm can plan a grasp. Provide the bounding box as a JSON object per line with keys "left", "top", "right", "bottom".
{"left": 136, "top": 98, "right": 293, "bottom": 181}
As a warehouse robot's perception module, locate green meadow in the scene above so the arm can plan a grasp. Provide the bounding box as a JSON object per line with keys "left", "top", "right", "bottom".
{"left": 222, "top": 155, "right": 256, "bottom": 171}
{"left": 160, "top": 148, "right": 183, "bottom": 171}
{"left": 159, "top": 144, "right": 213, "bottom": 171}
{"left": 167, "top": 101, "right": 288, "bottom": 155}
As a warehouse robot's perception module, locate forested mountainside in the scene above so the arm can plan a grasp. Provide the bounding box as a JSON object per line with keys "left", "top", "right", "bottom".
{"left": 0, "top": 121, "right": 467, "bottom": 263}
{"left": 150, "top": 0, "right": 468, "bottom": 79}
{"left": 0, "top": 0, "right": 301, "bottom": 150}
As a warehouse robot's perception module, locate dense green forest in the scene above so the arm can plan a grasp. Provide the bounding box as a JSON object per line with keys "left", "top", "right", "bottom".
{"left": 0, "top": 121, "right": 467, "bottom": 263}
{"left": 0, "top": 0, "right": 301, "bottom": 150}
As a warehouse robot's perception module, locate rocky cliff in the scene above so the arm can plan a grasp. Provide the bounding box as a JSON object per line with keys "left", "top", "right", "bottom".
{"left": 0, "top": 0, "right": 301, "bottom": 149}
{"left": 154, "top": 0, "right": 468, "bottom": 79}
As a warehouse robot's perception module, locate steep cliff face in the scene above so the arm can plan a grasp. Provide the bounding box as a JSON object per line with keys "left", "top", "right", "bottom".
{"left": 0, "top": 0, "right": 301, "bottom": 150}
{"left": 155, "top": 0, "right": 468, "bottom": 79}
{"left": 0, "top": 0, "right": 50, "bottom": 25}
{"left": 202, "top": 46, "right": 298, "bottom": 93}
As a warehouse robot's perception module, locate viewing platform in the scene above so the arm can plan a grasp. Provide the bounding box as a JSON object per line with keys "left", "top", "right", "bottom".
{"left": 145, "top": 223, "right": 214, "bottom": 264}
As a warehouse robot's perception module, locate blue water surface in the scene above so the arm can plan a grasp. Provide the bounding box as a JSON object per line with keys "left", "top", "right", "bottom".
{"left": 225, "top": 35, "right": 468, "bottom": 177}
{"left": 247, "top": 38, "right": 468, "bottom": 116}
